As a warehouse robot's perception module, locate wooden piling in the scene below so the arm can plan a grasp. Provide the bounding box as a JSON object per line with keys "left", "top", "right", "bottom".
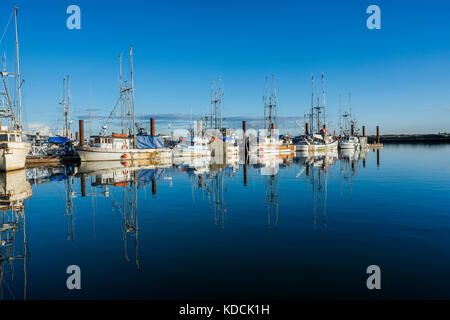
{"left": 152, "top": 179, "right": 157, "bottom": 195}
{"left": 305, "top": 122, "right": 309, "bottom": 135}
{"left": 244, "top": 164, "right": 248, "bottom": 186}
{"left": 362, "top": 126, "right": 366, "bottom": 137}
{"left": 81, "top": 175, "right": 86, "bottom": 197}
{"left": 150, "top": 118, "right": 155, "bottom": 136}
{"left": 79, "top": 120, "right": 84, "bottom": 146}
{"left": 376, "top": 126, "right": 380, "bottom": 144}
{"left": 243, "top": 121, "right": 247, "bottom": 162}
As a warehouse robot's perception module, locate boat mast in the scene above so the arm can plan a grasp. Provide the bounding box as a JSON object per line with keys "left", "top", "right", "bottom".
{"left": 119, "top": 54, "right": 124, "bottom": 134}
{"left": 14, "top": 6, "right": 22, "bottom": 130}
{"left": 67, "top": 75, "right": 71, "bottom": 138}
{"left": 339, "top": 94, "right": 342, "bottom": 135}
{"left": 316, "top": 97, "right": 320, "bottom": 131}
{"left": 61, "top": 77, "right": 66, "bottom": 135}
{"left": 129, "top": 47, "right": 136, "bottom": 148}
{"left": 263, "top": 75, "right": 277, "bottom": 137}
{"left": 272, "top": 75, "right": 277, "bottom": 132}
{"left": 322, "top": 72, "right": 326, "bottom": 129}
{"left": 349, "top": 92, "right": 352, "bottom": 122}
{"left": 311, "top": 74, "right": 314, "bottom": 134}
{"left": 210, "top": 79, "right": 214, "bottom": 130}
{"left": 264, "top": 75, "right": 268, "bottom": 133}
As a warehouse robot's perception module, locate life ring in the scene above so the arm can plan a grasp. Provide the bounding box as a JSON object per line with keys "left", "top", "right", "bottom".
{"left": 122, "top": 144, "right": 128, "bottom": 149}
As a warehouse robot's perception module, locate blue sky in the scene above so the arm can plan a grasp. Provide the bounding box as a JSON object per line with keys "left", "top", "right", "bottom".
{"left": 1, "top": 0, "right": 449, "bottom": 135}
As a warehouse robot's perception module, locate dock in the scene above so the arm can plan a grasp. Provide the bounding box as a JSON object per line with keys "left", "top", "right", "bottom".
{"left": 26, "top": 155, "right": 80, "bottom": 168}
{"left": 368, "top": 134, "right": 450, "bottom": 143}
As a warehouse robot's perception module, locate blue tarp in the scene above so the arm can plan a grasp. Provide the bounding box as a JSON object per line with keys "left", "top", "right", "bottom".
{"left": 49, "top": 136, "right": 70, "bottom": 145}
{"left": 136, "top": 135, "right": 165, "bottom": 149}
{"left": 137, "top": 169, "right": 165, "bottom": 185}
{"left": 292, "top": 136, "right": 304, "bottom": 144}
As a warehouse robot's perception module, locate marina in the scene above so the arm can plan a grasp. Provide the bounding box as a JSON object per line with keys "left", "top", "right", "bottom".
{"left": 0, "top": 0, "right": 448, "bottom": 306}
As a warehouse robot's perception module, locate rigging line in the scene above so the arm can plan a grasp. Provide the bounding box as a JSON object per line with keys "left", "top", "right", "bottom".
{"left": 98, "top": 96, "right": 121, "bottom": 135}
{"left": 0, "top": 10, "right": 14, "bottom": 46}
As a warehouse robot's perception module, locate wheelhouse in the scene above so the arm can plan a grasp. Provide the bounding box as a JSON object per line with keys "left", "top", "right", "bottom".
{"left": 0, "top": 131, "right": 23, "bottom": 142}
{"left": 89, "top": 135, "right": 131, "bottom": 150}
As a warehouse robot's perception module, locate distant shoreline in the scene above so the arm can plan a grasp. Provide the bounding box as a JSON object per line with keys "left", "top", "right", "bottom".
{"left": 367, "top": 134, "right": 450, "bottom": 143}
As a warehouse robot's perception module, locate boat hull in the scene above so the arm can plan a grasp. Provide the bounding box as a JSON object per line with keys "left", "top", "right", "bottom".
{"left": 173, "top": 149, "right": 211, "bottom": 157}
{"left": 295, "top": 140, "right": 338, "bottom": 152}
{"left": 339, "top": 141, "right": 355, "bottom": 149}
{"left": 76, "top": 145, "right": 172, "bottom": 162}
{"left": 0, "top": 142, "right": 31, "bottom": 171}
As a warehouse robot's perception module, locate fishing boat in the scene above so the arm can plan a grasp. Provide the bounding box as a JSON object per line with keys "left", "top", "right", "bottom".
{"left": 173, "top": 136, "right": 211, "bottom": 157}
{"left": 249, "top": 135, "right": 281, "bottom": 154}
{"left": 339, "top": 136, "right": 359, "bottom": 149}
{"left": 279, "top": 135, "right": 295, "bottom": 154}
{"left": 76, "top": 48, "right": 171, "bottom": 162}
{"left": 295, "top": 131, "right": 338, "bottom": 152}
{"left": 249, "top": 75, "right": 289, "bottom": 155}
{"left": 77, "top": 133, "right": 171, "bottom": 162}
{"left": 0, "top": 8, "right": 30, "bottom": 171}
{"left": 295, "top": 73, "right": 337, "bottom": 153}
{"left": 338, "top": 93, "right": 360, "bottom": 150}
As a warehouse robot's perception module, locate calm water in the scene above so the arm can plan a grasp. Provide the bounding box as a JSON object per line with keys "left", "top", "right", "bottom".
{"left": 1, "top": 144, "right": 450, "bottom": 300}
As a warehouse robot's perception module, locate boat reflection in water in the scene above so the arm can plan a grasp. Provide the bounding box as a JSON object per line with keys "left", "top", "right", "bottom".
{"left": 0, "top": 170, "right": 32, "bottom": 299}
{"left": 0, "top": 144, "right": 379, "bottom": 299}
{"left": 296, "top": 148, "right": 367, "bottom": 229}
{"left": 76, "top": 159, "right": 172, "bottom": 270}
{"left": 174, "top": 154, "right": 240, "bottom": 228}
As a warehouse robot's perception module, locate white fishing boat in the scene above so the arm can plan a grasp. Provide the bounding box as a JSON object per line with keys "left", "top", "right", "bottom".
{"left": 76, "top": 48, "right": 171, "bottom": 162}
{"left": 248, "top": 135, "right": 281, "bottom": 154}
{"left": 77, "top": 133, "right": 171, "bottom": 162}
{"left": 295, "top": 131, "right": 338, "bottom": 152}
{"left": 338, "top": 93, "right": 360, "bottom": 150}
{"left": 0, "top": 8, "right": 30, "bottom": 171}
{"left": 339, "top": 136, "right": 360, "bottom": 150}
{"left": 295, "top": 73, "right": 337, "bottom": 153}
{"left": 173, "top": 136, "right": 211, "bottom": 157}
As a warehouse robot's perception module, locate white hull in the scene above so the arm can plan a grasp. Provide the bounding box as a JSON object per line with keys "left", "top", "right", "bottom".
{"left": 173, "top": 148, "right": 211, "bottom": 158}
{"left": 339, "top": 141, "right": 355, "bottom": 149}
{"left": 0, "top": 169, "right": 32, "bottom": 203}
{"left": 0, "top": 142, "right": 31, "bottom": 171}
{"left": 295, "top": 140, "right": 338, "bottom": 152}
{"left": 76, "top": 145, "right": 172, "bottom": 162}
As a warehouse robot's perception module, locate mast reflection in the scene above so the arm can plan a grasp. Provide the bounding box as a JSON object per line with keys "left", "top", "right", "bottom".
{"left": 0, "top": 170, "right": 32, "bottom": 300}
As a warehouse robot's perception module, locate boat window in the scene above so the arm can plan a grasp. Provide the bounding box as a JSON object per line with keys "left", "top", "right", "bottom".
{"left": 0, "top": 134, "right": 7, "bottom": 142}
{"left": 94, "top": 137, "right": 100, "bottom": 143}
{"left": 9, "top": 134, "right": 16, "bottom": 142}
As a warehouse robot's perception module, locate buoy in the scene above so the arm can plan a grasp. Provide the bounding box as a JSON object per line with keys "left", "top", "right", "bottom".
{"left": 122, "top": 154, "right": 128, "bottom": 159}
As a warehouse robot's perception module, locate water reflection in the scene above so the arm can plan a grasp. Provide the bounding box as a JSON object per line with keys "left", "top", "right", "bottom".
{"left": 5, "top": 148, "right": 376, "bottom": 299}
{"left": 0, "top": 170, "right": 32, "bottom": 300}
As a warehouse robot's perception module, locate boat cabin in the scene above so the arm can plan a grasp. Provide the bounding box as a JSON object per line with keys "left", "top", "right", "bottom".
{"left": 89, "top": 135, "right": 131, "bottom": 150}
{"left": 0, "top": 129, "right": 23, "bottom": 143}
